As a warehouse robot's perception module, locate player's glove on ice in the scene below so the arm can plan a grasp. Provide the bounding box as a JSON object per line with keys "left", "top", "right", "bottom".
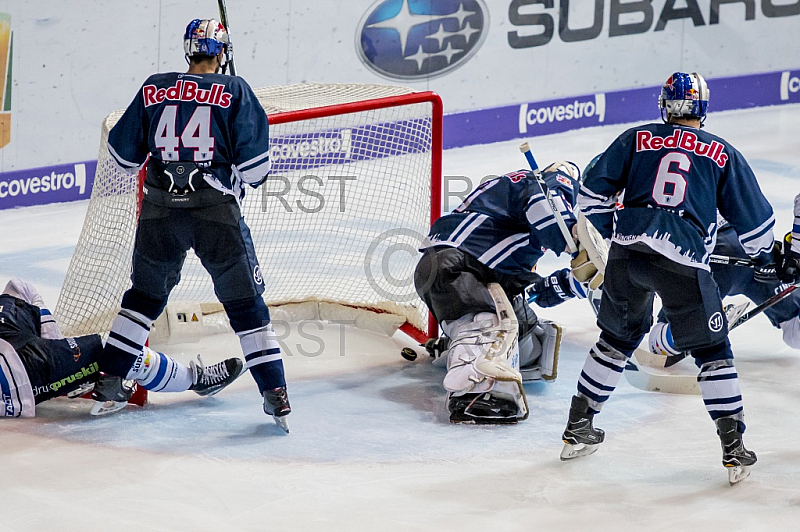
{"left": 527, "top": 269, "right": 584, "bottom": 308}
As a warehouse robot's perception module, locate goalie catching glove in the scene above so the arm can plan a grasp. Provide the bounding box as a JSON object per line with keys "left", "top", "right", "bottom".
{"left": 570, "top": 244, "right": 604, "bottom": 290}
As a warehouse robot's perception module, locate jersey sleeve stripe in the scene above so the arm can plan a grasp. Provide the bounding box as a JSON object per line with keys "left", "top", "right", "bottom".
{"left": 738, "top": 215, "right": 775, "bottom": 243}
{"left": 450, "top": 213, "right": 488, "bottom": 245}
{"left": 478, "top": 233, "right": 529, "bottom": 267}
{"left": 107, "top": 143, "right": 142, "bottom": 172}
{"left": 238, "top": 158, "right": 272, "bottom": 184}
{"left": 239, "top": 151, "right": 270, "bottom": 172}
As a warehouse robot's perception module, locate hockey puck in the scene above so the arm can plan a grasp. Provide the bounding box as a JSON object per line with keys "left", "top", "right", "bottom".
{"left": 400, "top": 347, "right": 418, "bottom": 361}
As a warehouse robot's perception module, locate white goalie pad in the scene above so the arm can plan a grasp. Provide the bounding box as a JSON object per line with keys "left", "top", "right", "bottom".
{"left": 520, "top": 319, "right": 563, "bottom": 382}
{"left": 576, "top": 212, "right": 609, "bottom": 276}
{"left": 442, "top": 283, "right": 529, "bottom": 421}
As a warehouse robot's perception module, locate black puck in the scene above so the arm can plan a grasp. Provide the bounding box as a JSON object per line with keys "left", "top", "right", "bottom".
{"left": 400, "top": 347, "right": 418, "bottom": 361}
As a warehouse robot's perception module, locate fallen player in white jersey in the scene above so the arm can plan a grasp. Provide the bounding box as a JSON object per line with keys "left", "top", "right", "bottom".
{"left": 0, "top": 278, "right": 244, "bottom": 418}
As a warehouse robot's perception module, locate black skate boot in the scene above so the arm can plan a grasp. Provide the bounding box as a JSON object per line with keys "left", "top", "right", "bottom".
{"left": 89, "top": 374, "right": 135, "bottom": 416}
{"left": 263, "top": 386, "right": 291, "bottom": 433}
{"left": 716, "top": 417, "right": 757, "bottom": 485}
{"left": 448, "top": 392, "right": 519, "bottom": 425}
{"left": 561, "top": 395, "right": 605, "bottom": 460}
{"left": 190, "top": 355, "right": 245, "bottom": 397}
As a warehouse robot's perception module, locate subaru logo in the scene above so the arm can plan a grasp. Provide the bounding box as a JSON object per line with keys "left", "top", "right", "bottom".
{"left": 357, "top": 0, "right": 488, "bottom": 81}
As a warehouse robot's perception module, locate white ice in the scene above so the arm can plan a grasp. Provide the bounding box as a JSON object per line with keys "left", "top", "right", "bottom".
{"left": 1, "top": 105, "right": 799, "bottom": 531}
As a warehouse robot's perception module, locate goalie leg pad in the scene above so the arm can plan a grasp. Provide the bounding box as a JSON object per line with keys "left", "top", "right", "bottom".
{"left": 520, "top": 319, "right": 563, "bottom": 382}
{"left": 442, "top": 284, "right": 529, "bottom": 421}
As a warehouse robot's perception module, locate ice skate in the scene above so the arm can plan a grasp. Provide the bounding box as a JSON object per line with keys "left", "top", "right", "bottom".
{"left": 716, "top": 417, "right": 757, "bottom": 485}
{"left": 561, "top": 395, "right": 605, "bottom": 460}
{"left": 66, "top": 381, "right": 95, "bottom": 399}
{"left": 263, "top": 386, "right": 291, "bottom": 433}
{"left": 89, "top": 374, "right": 135, "bottom": 416}
{"left": 189, "top": 355, "right": 245, "bottom": 397}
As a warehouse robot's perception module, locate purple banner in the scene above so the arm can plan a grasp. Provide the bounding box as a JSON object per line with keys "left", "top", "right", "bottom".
{"left": 0, "top": 161, "right": 96, "bottom": 210}
{"left": 443, "top": 69, "right": 800, "bottom": 149}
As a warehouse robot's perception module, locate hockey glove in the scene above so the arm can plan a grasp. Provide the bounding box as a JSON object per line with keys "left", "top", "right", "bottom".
{"left": 527, "top": 269, "right": 585, "bottom": 308}
{"left": 570, "top": 246, "right": 604, "bottom": 290}
{"left": 778, "top": 232, "right": 800, "bottom": 283}
{"left": 753, "top": 241, "right": 780, "bottom": 284}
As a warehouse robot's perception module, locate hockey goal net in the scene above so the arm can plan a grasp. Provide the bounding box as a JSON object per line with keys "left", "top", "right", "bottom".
{"left": 55, "top": 83, "right": 442, "bottom": 344}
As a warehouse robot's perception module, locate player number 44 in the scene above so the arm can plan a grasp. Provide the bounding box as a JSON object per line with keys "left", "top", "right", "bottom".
{"left": 154, "top": 105, "right": 216, "bottom": 162}
{"left": 652, "top": 152, "right": 690, "bottom": 206}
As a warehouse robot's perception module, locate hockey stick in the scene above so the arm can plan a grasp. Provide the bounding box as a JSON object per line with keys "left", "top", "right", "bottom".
{"left": 217, "top": 0, "right": 237, "bottom": 76}
{"left": 729, "top": 281, "right": 800, "bottom": 330}
{"left": 624, "top": 355, "right": 700, "bottom": 395}
{"left": 581, "top": 288, "right": 701, "bottom": 394}
{"left": 709, "top": 254, "right": 753, "bottom": 267}
{"left": 519, "top": 142, "right": 578, "bottom": 254}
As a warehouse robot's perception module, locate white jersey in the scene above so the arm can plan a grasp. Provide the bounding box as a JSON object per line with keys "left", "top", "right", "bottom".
{"left": 0, "top": 278, "right": 62, "bottom": 418}
{"left": 0, "top": 338, "right": 35, "bottom": 417}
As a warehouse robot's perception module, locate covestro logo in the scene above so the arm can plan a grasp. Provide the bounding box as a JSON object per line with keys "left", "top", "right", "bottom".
{"left": 519, "top": 94, "right": 606, "bottom": 134}
{"left": 0, "top": 161, "right": 94, "bottom": 210}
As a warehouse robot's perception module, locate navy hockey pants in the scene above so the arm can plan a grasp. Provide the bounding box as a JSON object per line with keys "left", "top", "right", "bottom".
{"left": 599, "top": 244, "right": 730, "bottom": 357}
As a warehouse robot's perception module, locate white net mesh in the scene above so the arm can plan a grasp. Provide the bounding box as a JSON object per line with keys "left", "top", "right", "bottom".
{"left": 55, "top": 83, "right": 438, "bottom": 339}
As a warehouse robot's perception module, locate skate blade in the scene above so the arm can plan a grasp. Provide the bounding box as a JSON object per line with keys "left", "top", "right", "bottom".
{"left": 89, "top": 399, "right": 128, "bottom": 416}
{"left": 273, "top": 415, "right": 290, "bottom": 434}
{"left": 727, "top": 464, "right": 752, "bottom": 485}
{"left": 560, "top": 442, "right": 599, "bottom": 461}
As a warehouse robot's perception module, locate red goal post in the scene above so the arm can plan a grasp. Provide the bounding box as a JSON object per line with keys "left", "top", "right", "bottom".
{"left": 55, "top": 83, "right": 442, "bottom": 346}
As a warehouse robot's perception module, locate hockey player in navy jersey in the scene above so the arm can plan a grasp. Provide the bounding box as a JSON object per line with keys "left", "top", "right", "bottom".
{"left": 0, "top": 279, "right": 241, "bottom": 417}
{"left": 559, "top": 72, "right": 777, "bottom": 484}
{"left": 414, "top": 161, "right": 593, "bottom": 424}
{"left": 96, "top": 19, "right": 291, "bottom": 431}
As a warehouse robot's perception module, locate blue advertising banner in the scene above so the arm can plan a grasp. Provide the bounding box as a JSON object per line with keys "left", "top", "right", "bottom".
{"left": 443, "top": 69, "right": 800, "bottom": 149}
{"left": 0, "top": 161, "right": 95, "bottom": 209}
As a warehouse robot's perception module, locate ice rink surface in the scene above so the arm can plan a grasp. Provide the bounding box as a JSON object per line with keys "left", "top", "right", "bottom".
{"left": 1, "top": 105, "right": 799, "bottom": 531}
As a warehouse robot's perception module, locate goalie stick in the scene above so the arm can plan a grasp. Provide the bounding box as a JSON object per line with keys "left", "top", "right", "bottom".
{"left": 519, "top": 143, "right": 578, "bottom": 254}
{"left": 624, "top": 282, "right": 800, "bottom": 394}
{"left": 217, "top": 0, "right": 236, "bottom": 76}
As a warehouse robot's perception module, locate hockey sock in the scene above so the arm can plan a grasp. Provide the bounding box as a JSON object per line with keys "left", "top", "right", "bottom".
{"left": 100, "top": 308, "right": 154, "bottom": 377}
{"left": 224, "top": 297, "right": 286, "bottom": 392}
{"left": 698, "top": 359, "right": 744, "bottom": 421}
{"left": 237, "top": 324, "right": 286, "bottom": 392}
{"left": 125, "top": 347, "right": 193, "bottom": 392}
{"left": 577, "top": 338, "right": 629, "bottom": 413}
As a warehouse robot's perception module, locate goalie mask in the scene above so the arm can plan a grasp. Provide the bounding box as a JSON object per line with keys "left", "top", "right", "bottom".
{"left": 659, "top": 72, "right": 709, "bottom": 124}
{"left": 184, "top": 19, "right": 231, "bottom": 66}
{"left": 541, "top": 161, "right": 581, "bottom": 208}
